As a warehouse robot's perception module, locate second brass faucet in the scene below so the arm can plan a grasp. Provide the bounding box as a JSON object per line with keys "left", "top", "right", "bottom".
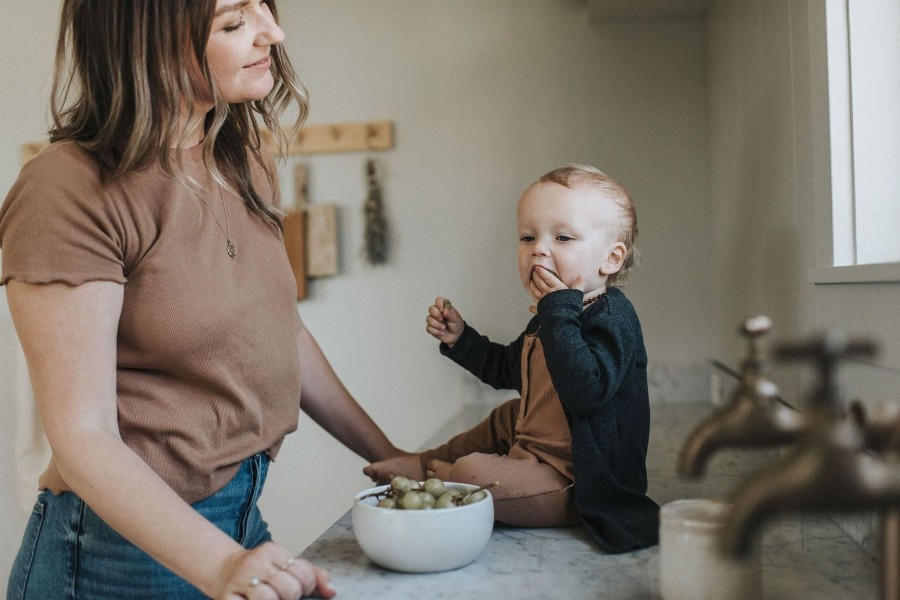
{"left": 678, "top": 316, "right": 807, "bottom": 478}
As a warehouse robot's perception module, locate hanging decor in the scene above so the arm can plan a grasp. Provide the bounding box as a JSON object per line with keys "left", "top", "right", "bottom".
{"left": 363, "top": 157, "right": 388, "bottom": 265}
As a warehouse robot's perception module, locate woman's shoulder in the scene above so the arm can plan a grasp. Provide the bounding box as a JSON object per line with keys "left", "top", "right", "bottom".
{"left": 16, "top": 141, "right": 105, "bottom": 202}
{"left": 24, "top": 140, "right": 100, "bottom": 176}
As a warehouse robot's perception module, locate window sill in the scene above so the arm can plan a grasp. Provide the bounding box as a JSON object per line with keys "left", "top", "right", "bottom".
{"left": 808, "top": 262, "right": 900, "bottom": 284}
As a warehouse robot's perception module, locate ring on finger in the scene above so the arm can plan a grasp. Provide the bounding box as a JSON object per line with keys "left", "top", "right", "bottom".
{"left": 280, "top": 557, "right": 296, "bottom": 571}
{"left": 249, "top": 576, "right": 262, "bottom": 587}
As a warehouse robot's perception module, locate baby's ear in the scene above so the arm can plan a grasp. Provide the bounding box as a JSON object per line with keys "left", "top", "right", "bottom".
{"left": 599, "top": 242, "right": 628, "bottom": 276}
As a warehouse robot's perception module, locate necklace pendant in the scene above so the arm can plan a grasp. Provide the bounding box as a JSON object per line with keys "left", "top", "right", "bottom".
{"left": 226, "top": 239, "right": 237, "bottom": 259}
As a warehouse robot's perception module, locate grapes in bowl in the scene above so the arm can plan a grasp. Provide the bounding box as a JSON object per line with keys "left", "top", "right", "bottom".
{"left": 352, "top": 477, "right": 494, "bottom": 573}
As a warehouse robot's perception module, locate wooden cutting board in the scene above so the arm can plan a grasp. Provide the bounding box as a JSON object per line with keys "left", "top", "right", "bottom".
{"left": 282, "top": 163, "right": 338, "bottom": 300}
{"left": 305, "top": 204, "right": 338, "bottom": 277}
{"left": 282, "top": 210, "right": 308, "bottom": 301}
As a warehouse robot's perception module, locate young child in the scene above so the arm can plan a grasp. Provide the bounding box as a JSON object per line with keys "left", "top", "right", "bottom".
{"left": 365, "top": 164, "right": 659, "bottom": 552}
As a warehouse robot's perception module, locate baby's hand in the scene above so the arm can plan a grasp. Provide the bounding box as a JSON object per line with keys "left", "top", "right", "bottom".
{"left": 363, "top": 455, "right": 425, "bottom": 484}
{"left": 425, "top": 296, "right": 464, "bottom": 348}
{"left": 528, "top": 268, "right": 584, "bottom": 312}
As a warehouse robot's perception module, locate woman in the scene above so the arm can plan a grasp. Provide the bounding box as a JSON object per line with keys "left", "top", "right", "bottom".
{"left": 1, "top": 1, "right": 404, "bottom": 598}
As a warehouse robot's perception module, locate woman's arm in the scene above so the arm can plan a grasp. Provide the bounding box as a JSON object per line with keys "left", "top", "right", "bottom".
{"left": 7, "top": 280, "right": 332, "bottom": 599}
{"left": 295, "top": 319, "right": 404, "bottom": 463}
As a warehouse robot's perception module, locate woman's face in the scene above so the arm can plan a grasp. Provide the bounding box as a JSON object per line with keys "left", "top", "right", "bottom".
{"left": 206, "top": 0, "right": 285, "bottom": 104}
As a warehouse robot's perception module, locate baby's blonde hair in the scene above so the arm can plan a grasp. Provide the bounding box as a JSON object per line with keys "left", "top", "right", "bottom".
{"left": 537, "top": 164, "right": 639, "bottom": 287}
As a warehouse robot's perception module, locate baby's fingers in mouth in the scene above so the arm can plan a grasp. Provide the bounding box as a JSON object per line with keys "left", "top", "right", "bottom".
{"left": 533, "top": 265, "right": 559, "bottom": 280}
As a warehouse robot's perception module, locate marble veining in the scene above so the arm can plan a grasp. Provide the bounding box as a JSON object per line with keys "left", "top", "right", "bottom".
{"left": 299, "top": 402, "right": 878, "bottom": 599}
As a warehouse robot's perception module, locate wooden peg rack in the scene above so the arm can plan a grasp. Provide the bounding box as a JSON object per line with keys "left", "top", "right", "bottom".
{"left": 263, "top": 120, "right": 394, "bottom": 156}
{"left": 21, "top": 120, "right": 393, "bottom": 165}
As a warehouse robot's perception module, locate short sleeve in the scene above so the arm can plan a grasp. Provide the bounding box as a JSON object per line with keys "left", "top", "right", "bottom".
{"left": 0, "top": 143, "right": 127, "bottom": 286}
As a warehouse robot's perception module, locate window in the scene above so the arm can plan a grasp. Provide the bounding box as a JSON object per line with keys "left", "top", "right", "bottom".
{"left": 826, "top": 0, "right": 900, "bottom": 267}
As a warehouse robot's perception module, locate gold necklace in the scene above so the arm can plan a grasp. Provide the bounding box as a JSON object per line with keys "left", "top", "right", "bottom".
{"left": 201, "top": 185, "right": 237, "bottom": 259}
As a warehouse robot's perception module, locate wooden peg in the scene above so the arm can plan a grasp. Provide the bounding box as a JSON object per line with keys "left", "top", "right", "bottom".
{"left": 294, "top": 163, "right": 309, "bottom": 208}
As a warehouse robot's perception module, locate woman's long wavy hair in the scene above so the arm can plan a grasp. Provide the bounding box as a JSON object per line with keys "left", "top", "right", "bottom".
{"left": 50, "top": 0, "right": 307, "bottom": 231}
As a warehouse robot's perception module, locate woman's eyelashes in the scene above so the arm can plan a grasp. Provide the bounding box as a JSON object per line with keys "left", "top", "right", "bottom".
{"left": 223, "top": 15, "right": 245, "bottom": 33}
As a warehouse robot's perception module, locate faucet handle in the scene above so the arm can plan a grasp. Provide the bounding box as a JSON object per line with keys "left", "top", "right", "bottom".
{"left": 742, "top": 315, "right": 772, "bottom": 337}
{"left": 775, "top": 329, "right": 877, "bottom": 364}
{"left": 775, "top": 330, "right": 878, "bottom": 413}
{"left": 740, "top": 315, "right": 773, "bottom": 371}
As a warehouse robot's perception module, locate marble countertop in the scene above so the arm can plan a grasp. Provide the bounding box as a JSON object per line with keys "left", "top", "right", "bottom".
{"left": 300, "top": 402, "right": 878, "bottom": 599}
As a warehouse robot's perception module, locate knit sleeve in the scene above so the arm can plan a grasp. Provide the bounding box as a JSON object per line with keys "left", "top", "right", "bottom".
{"left": 440, "top": 322, "right": 528, "bottom": 393}
{"left": 537, "top": 288, "right": 639, "bottom": 417}
{"left": 0, "top": 143, "right": 127, "bottom": 286}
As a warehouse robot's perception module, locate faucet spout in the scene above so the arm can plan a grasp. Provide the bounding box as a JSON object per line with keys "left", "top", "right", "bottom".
{"left": 722, "top": 416, "right": 900, "bottom": 558}
{"left": 678, "top": 394, "right": 806, "bottom": 477}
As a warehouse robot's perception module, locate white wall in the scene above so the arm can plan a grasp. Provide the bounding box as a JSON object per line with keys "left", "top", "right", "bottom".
{"left": 0, "top": 0, "right": 711, "bottom": 590}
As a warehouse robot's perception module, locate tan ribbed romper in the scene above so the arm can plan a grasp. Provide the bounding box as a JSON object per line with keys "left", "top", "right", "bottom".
{"left": 420, "top": 334, "right": 582, "bottom": 527}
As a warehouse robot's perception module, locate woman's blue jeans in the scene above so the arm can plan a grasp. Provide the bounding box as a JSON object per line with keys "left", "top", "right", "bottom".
{"left": 7, "top": 452, "right": 272, "bottom": 600}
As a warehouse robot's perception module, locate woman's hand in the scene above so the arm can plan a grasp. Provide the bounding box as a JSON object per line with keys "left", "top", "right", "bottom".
{"left": 363, "top": 453, "right": 424, "bottom": 484}
{"left": 425, "top": 296, "right": 464, "bottom": 348}
{"left": 217, "top": 543, "right": 335, "bottom": 600}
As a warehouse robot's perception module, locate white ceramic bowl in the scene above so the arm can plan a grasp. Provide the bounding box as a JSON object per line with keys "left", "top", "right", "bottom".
{"left": 351, "top": 482, "right": 494, "bottom": 573}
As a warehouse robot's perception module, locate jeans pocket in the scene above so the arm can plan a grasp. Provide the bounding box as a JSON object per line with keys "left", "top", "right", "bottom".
{"left": 9, "top": 495, "right": 48, "bottom": 600}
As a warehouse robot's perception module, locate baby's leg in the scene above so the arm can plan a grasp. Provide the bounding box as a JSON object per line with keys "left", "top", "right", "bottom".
{"left": 448, "top": 453, "right": 580, "bottom": 528}
{"left": 420, "top": 397, "right": 520, "bottom": 466}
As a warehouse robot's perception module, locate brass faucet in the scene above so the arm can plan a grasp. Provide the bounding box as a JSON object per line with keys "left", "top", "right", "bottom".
{"left": 678, "top": 316, "right": 807, "bottom": 478}
{"left": 720, "top": 331, "right": 900, "bottom": 599}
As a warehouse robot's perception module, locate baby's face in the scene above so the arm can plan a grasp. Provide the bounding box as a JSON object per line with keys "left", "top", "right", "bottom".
{"left": 517, "top": 181, "right": 623, "bottom": 300}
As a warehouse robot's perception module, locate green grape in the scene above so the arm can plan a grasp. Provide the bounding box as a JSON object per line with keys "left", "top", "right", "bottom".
{"left": 400, "top": 491, "right": 424, "bottom": 510}
{"left": 390, "top": 476, "right": 414, "bottom": 494}
{"left": 420, "top": 492, "right": 436, "bottom": 509}
{"left": 435, "top": 491, "right": 463, "bottom": 509}
{"left": 377, "top": 497, "right": 397, "bottom": 509}
{"left": 464, "top": 490, "right": 487, "bottom": 505}
{"left": 423, "top": 478, "right": 446, "bottom": 498}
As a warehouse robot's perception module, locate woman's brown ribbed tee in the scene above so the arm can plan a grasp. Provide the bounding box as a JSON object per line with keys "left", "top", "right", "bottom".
{"left": 0, "top": 142, "right": 303, "bottom": 504}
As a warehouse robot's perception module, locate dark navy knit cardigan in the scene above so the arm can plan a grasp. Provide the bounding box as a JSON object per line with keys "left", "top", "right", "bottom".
{"left": 442, "top": 287, "right": 660, "bottom": 553}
